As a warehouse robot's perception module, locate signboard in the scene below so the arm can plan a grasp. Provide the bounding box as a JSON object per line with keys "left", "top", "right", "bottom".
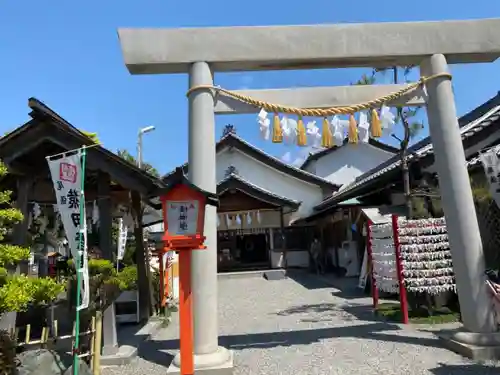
{"left": 166, "top": 200, "right": 199, "bottom": 236}
{"left": 47, "top": 150, "right": 89, "bottom": 311}
{"left": 117, "top": 218, "right": 128, "bottom": 261}
{"left": 479, "top": 147, "right": 500, "bottom": 207}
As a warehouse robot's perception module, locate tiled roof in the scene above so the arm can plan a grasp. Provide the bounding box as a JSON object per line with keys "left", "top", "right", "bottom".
{"left": 315, "top": 92, "right": 500, "bottom": 210}
{"left": 218, "top": 173, "right": 301, "bottom": 208}
{"left": 300, "top": 137, "right": 399, "bottom": 170}
{"left": 162, "top": 132, "right": 338, "bottom": 189}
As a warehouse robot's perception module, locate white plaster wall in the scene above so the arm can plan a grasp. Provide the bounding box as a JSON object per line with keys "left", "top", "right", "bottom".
{"left": 217, "top": 148, "right": 324, "bottom": 221}
{"left": 304, "top": 143, "right": 395, "bottom": 186}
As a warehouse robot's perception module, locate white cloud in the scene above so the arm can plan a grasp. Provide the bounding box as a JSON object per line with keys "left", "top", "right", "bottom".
{"left": 281, "top": 146, "right": 317, "bottom": 168}
{"left": 281, "top": 151, "right": 292, "bottom": 163}
{"left": 292, "top": 157, "right": 305, "bottom": 167}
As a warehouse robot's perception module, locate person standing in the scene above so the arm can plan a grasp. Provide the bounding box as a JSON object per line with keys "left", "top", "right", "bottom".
{"left": 310, "top": 237, "right": 324, "bottom": 275}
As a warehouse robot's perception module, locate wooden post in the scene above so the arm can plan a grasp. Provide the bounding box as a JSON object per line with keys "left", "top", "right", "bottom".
{"left": 391, "top": 214, "right": 409, "bottom": 324}
{"left": 131, "top": 190, "right": 152, "bottom": 320}
{"left": 159, "top": 250, "right": 166, "bottom": 313}
{"left": 279, "top": 207, "right": 287, "bottom": 270}
{"left": 92, "top": 311, "right": 103, "bottom": 375}
{"left": 89, "top": 316, "right": 96, "bottom": 372}
{"left": 98, "top": 172, "right": 118, "bottom": 354}
{"left": 366, "top": 220, "right": 379, "bottom": 309}
{"left": 179, "top": 250, "right": 194, "bottom": 375}
{"left": 163, "top": 252, "right": 170, "bottom": 309}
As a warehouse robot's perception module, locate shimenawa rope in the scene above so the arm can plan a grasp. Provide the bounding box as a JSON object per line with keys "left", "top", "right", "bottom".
{"left": 185, "top": 72, "right": 451, "bottom": 116}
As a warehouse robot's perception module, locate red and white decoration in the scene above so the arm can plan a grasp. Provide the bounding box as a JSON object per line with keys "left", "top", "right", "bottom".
{"left": 367, "top": 215, "right": 456, "bottom": 324}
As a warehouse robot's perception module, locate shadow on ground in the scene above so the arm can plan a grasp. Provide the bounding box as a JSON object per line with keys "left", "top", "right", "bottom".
{"left": 285, "top": 270, "right": 336, "bottom": 290}
{"left": 287, "top": 270, "right": 370, "bottom": 299}
{"left": 430, "top": 362, "right": 500, "bottom": 374}
{"left": 117, "top": 321, "right": 154, "bottom": 347}
{"left": 137, "top": 339, "right": 175, "bottom": 368}
{"left": 273, "top": 300, "right": 389, "bottom": 324}
{"left": 137, "top": 321, "right": 447, "bottom": 368}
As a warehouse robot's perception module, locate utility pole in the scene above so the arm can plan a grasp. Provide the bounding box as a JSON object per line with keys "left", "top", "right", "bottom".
{"left": 136, "top": 125, "right": 156, "bottom": 317}
{"left": 137, "top": 125, "right": 155, "bottom": 168}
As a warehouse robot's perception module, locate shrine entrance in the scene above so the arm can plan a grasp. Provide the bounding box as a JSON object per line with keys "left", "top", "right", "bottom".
{"left": 118, "top": 18, "right": 500, "bottom": 372}
{"left": 216, "top": 173, "right": 299, "bottom": 272}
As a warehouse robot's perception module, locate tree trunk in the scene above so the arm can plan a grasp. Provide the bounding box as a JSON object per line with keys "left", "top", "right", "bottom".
{"left": 131, "top": 191, "right": 152, "bottom": 321}
{"left": 401, "top": 158, "right": 412, "bottom": 219}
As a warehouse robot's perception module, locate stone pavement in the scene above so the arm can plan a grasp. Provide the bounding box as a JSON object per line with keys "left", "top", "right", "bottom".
{"left": 103, "top": 272, "right": 500, "bottom": 375}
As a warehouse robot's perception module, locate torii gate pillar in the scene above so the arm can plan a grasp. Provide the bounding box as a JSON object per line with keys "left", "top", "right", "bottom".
{"left": 421, "top": 54, "right": 495, "bottom": 332}
{"left": 177, "top": 61, "right": 233, "bottom": 372}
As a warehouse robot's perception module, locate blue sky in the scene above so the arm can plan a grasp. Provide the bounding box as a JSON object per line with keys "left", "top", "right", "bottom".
{"left": 1, "top": 0, "right": 499, "bottom": 175}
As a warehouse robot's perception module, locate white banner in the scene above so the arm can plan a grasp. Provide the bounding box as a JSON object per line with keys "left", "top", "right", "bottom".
{"left": 479, "top": 147, "right": 500, "bottom": 207}
{"left": 117, "top": 218, "right": 128, "bottom": 261}
{"left": 47, "top": 150, "right": 89, "bottom": 310}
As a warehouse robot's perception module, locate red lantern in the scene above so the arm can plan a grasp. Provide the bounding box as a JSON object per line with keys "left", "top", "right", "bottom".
{"left": 157, "top": 167, "right": 218, "bottom": 375}
{"left": 159, "top": 167, "right": 218, "bottom": 251}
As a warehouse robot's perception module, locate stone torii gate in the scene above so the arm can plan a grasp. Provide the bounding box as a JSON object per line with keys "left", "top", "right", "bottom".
{"left": 118, "top": 19, "right": 500, "bottom": 371}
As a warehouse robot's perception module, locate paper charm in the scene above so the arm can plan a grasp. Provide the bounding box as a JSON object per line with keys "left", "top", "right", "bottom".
{"left": 225, "top": 214, "right": 231, "bottom": 228}
{"left": 52, "top": 204, "right": 61, "bottom": 227}
{"left": 380, "top": 106, "right": 396, "bottom": 136}
{"left": 33, "top": 203, "right": 41, "bottom": 219}
{"left": 38, "top": 215, "right": 48, "bottom": 234}
{"left": 247, "top": 212, "right": 252, "bottom": 225}
{"left": 358, "top": 112, "right": 370, "bottom": 143}
{"left": 256, "top": 210, "right": 262, "bottom": 224}
{"left": 123, "top": 212, "right": 135, "bottom": 228}
{"left": 92, "top": 201, "right": 99, "bottom": 225}
{"left": 282, "top": 116, "right": 297, "bottom": 145}
{"left": 236, "top": 214, "right": 242, "bottom": 225}
{"left": 330, "top": 116, "right": 344, "bottom": 147}
{"left": 306, "top": 121, "right": 321, "bottom": 148}
{"left": 258, "top": 109, "right": 271, "bottom": 140}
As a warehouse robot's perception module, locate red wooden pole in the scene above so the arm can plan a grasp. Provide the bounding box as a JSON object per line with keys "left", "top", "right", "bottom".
{"left": 179, "top": 250, "right": 194, "bottom": 375}
{"left": 366, "top": 220, "right": 379, "bottom": 308}
{"left": 164, "top": 252, "right": 170, "bottom": 306}
{"left": 159, "top": 251, "right": 166, "bottom": 309}
{"left": 392, "top": 214, "right": 409, "bottom": 324}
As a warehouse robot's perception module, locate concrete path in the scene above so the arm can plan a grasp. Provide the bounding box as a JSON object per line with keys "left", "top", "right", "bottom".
{"left": 103, "top": 272, "right": 500, "bottom": 375}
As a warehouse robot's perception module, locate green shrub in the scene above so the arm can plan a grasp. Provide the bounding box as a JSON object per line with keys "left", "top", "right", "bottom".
{"left": 66, "top": 258, "right": 138, "bottom": 314}
{"left": 0, "top": 275, "right": 65, "bottom": 313}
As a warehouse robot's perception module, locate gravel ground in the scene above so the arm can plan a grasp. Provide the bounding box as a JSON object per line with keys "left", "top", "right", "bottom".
{"left": 103, "top": 272, "right": 500, "bottom": 375}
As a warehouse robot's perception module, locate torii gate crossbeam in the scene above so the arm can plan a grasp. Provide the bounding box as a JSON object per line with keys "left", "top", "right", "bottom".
{"left": 118, "top": 18, "right": 500, "bottom": 371}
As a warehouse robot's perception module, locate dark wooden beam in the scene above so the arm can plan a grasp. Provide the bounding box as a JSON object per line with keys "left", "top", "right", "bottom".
{"left": 0, "top": 123, "right": 162, "bottom": 197}
{"left": 131, "top": 190, "right": 153, "bottom": 321}
{"left": 97, "top": 171, "right": 119, "bottom": 355}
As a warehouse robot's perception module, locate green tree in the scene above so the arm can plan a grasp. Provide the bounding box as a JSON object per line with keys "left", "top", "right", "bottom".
{"left": 0, "top": 161, "right": 64, "bottom": 315}
{"left": 80, "top": 131, "right": 100, "bottom": 144}
{"left": 356, "top": 66, "right": 424, "bottom": 217}
{"left": 115, "top": 149, "right": 158, "bottom": 319}
{"left": 116, "top": 149, "right": 159, "bottom": 177}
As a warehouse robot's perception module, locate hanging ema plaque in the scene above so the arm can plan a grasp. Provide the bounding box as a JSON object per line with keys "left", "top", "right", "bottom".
{"left": 166, "top": 200, "right": 200, "bottom": 236}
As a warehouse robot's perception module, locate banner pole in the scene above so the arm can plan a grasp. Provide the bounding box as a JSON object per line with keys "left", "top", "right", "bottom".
{"left": 73, "top": 147, "right": 87, "bottom": 375}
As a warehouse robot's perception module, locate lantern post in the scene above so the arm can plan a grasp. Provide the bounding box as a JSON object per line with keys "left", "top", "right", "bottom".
{"left": 159, "top": 168, "right": 219, "bottom": 375}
